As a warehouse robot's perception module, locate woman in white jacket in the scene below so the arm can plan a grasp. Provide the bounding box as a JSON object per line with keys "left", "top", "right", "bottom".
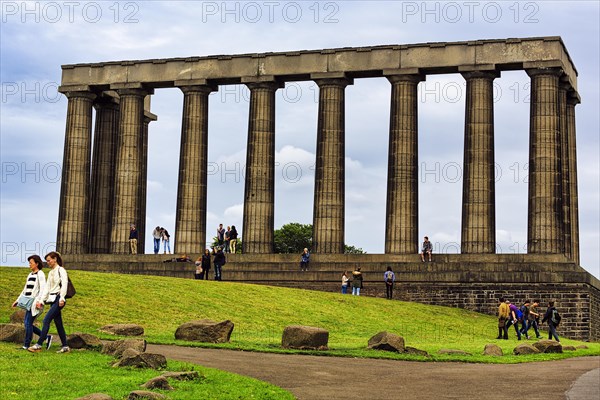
{"left": 12, "top": 254, "right": 47, "bottom": 350}
{"left": 28, "top": 252, "right": 70, "bottom": 353}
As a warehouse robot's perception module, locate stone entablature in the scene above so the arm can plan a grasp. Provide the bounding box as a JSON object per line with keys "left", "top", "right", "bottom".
{"left": 60, "top": 37, "right": 578, "bottom": 93}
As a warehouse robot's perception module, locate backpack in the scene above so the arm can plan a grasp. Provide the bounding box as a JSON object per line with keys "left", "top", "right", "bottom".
{"left": 515, "top": 308, "right": 523, "bottom": 321}
{"left": 551, "top": 309, "right": 561, "bottom": 325}
{"left": 386, "top": 272, "right": 393, "bottom": 284}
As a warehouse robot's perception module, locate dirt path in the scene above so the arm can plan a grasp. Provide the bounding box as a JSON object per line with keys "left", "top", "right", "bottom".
{"left": 147, "top": 344, "right": 600, "bottom": 400}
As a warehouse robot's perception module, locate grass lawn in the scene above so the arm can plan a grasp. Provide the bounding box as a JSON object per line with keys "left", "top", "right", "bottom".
{"left": 2, "top": 267, "right": 599, "bottom": 366}
{"left": 0, "top": 342, "right": 295, "bottom": 400}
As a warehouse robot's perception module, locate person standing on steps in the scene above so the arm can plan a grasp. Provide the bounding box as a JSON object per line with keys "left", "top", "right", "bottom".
{"left": 352, "top": 267, "right": 363, "bottom": 296}
{"left": 384, "top": 266, "right": 395, "bottom": 300}
{"left": 129, "top": 224, "right": 138, "bottom": 254}
{"left": 152, "top": 226, "right": 162, "bottom": 254}
{"left": 300, "top": 248, "right": 310, "bottom": 271}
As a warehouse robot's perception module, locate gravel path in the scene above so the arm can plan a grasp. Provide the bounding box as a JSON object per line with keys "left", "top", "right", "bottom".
{"left": 147, "top": 344, "right": 600, "bottom": 400}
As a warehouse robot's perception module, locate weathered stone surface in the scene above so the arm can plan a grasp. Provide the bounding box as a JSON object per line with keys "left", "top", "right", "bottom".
{"left": 562, "top": 345, "right": 577, "bottom": 351}
{"left": 367, "top": 331, "right": 405, "bottom": 353}
{"left": 100, "top": 324, "right": 144, "bottom": 336}
{"left": 437, "top": 349, "right": 472, "bottom": 356}
{"left": 121, "top": 348, "right": 141, "bottom": 359}
{"left": 162, "top": 371, "right": 202, "bottom": 381}
{"left": 67, "top": 333, "right": 103, "bottom": 349}
{"left": 102, "top": 339, "right": 147, "bottom": 357}
{"left": 127, "top": 391, "right": 167, "bottom": 400}
{"left": 75, "top": 394, "right": 113, "bottom": 400}
{"left": 175, "top": 319, "right": 234, "bottom": 343}
{"left": 532, "top": 340, "right": 563, "bottom": 354}
{"left": 483, "top": 344, "right": 503, "bottom": 356}
{"left": 575, "top": 345, "right": 588, "bottom": 349}
{"left": 141, "top": 376, "right": 173, "bottom": 390}
{"left": 10, "top": 309, "right": 26, "bottom": 324}
{"left": 0, "top": 323, "right": 25, "bottom": 344}
{"left": 114, "top": 353, "right": 167, "bottom": 369}
{"left": 281, "top": 325, "right": 329, "bottom": 350}
{"left": 404, "top": 346, "right": 430, "bottom": 357}
{"left": 513, "top": 344, "right": 541, "bottom": 355}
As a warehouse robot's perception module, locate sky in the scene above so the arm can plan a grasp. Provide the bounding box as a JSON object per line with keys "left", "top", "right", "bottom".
{"left": 1, "top": 1, "right": 598, "bottom": 279}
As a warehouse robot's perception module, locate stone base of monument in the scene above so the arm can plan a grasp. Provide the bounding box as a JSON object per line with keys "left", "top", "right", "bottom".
{"left": 63, "top": 253, "right": 600, "bottom": 342}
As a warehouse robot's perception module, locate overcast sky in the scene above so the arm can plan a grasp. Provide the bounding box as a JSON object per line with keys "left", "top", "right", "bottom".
{"left": 1, "top": 1, "right": 598, "bottom": 279}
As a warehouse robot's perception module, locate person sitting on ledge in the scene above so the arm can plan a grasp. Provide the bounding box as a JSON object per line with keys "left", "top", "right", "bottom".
{"left": 420, "top": 236, "right": 433, "bottom": 262}
{"left": 163, "top": 254, "right": 192, "bottom": 263}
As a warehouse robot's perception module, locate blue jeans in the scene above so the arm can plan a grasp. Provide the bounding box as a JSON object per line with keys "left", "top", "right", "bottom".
{"left": 163, "top": 239, "right": 170, "bottom": 253}
{"left": 37, "top": 298, "right": 67, "bottom": 347}
{"left": 506, "top": 319, "right": 521, "bottom": 339}
{"left": 527, "top": 319, "right": 541, "bottom": 337}
{"left": 548, "top": 322, "right": 560, "bottom": 341}
{"left": 214, "top": 264, "right": 222, "bottom": 281}
{"left": 341, "top": 285, "right": 348, "bottom": 294}
{"left": 153, "top": 238, "right": 160, "bottom": 254}
{"left": 24, "top": 309, "right": 42, "bottom": 347}
{"left": 352, "top": 287, "right": 360, "bottom": 296}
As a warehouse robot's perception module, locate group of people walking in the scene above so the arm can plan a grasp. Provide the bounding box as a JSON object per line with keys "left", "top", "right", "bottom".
{"left": 12, "top": 252, "right": 72, "bottom": 353}
{"left": 497, "top": 298, "right": 561, "bottom": 341}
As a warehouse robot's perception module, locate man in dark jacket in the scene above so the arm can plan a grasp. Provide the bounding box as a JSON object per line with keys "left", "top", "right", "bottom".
{"left": 541, "top": 301, "right": 560, "bottom": 342}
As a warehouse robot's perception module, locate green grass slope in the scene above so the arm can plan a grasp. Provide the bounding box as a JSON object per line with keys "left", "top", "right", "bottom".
{"left": 1, "top": 267, "right": 598, "bottom": 364}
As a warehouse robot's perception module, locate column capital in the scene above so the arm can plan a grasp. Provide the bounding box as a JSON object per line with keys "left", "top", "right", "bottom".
{"left": 177, "top": 84, "right": 218, "bottom": 95}
{"left": 63, "top": 90, "right": 97, "bottom": 101}
{"left": 385, "top": 73, "right": 425, "bottom": 84}
{"left": 93, "top": 93, "right": 119, "bottom": 109}
{"left": 525, "top": 67, "right": 563, "bottom": 78}
{"left": 243, "top": 80, "right": 284, "bottom": 91}
{"left": 460, "top": 70, "right": 500, "bottom": 80}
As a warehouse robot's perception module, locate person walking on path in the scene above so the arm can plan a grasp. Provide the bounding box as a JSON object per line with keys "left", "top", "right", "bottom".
{"left": 300, "top": 248, "right": 310, "bottom": 271}
{"left": 541, "top": 301, "right": 561, "bottom": 342}
{"left": 497, "top": 297, "right": 510, "bottom": 340}
{"left": 519, "top": 300, "right": 531, "bottom": 339}
{"left": 201, "top": 248, "right": 212, "bottom": 280}
{"left": 213, "top": 246, "right": 226, "bottom": 281}
{"left": 28, "top": 252, "right": 70, "bottom": 353}
{"left": 352, "top": 267, "right": 363, "bottom": 296}
{"left": 341, "top": 271, "right": 349, "bottom": 294}
{"left": 507, "top": 301, "right": 522, "bottom": 340}
{"left": 129, "top": 224, "right": 138, "bottom": 254}
{"left": 527, "top": 300, "right": 543, "bottom": 339}
{"left": 12, "top": 255, "right": 47, "bottom": 350}
{"left": 152, "top": 226, "right": 162, "bottom": 254}
{"left": 420, "top": 236, "right": 433, "bottom": 262}
{"left": 384, "top": 266, "right": 395, "bottom": 300}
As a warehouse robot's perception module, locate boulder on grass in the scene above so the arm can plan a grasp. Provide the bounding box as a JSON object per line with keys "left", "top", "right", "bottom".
{"left": 367, "top": 331, "right": 405, "bottom": 353}
{"left": 161, "top": 371, "right": 202, "bottom": 381}
{"left": 102, "top": 339, "right": 147, "bottom": 357}
{"left": 532, "top": 340, "right": 562, "bottom": 354}
{"left": 127, "top": 391, "right": 167, "bottom": 400}
{"left": 100, "top": 324, "right": 144, "bottom": 336}
{"left": 114, "top": 353, "right": 167, "bottom": 369}
{"left": 10, "top": 309, "right": 26, "bottom": 324}
{"left": 121, "top": 348, "right": 141, "bottom": 359}
{"left": 483, "top": 344, "right": 503, "bottom": 356}
{"left": 404, "top": 346, "right": 430, "bottom": 357}
{"left": 141, "top": 376, "right": 173, "bottom": 390}
{"left": 0, "top": 323, "right": 25, "bottom": 344}
{"left": 75, "top": 394, "right": 113, "bottom": 400}
{"left": 562, "top": 345, "right": 577, "bottom": 351}
{"left": 175, "top": 319, "right": 234, "bottom": 343}
{"left": 513, "top": 343, "right": 540, "bottom": 355}
{"left": 281, "top": 325, "right": 329, "bottom": 350}
{"left": 67, "top": 333, "right": 103, "bottom": 349}
{"left": 437, "top": 349, "right": 472, "bottom": 356}
{"left": 576, "top": 345, "right": 588, "bottom": 350}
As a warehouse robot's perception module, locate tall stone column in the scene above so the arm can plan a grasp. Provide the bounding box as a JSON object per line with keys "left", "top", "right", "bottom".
{"left": 312, "top": 76, "right": 352, "bottom": 254}
{"left": 110, "top": 87, "right": 153, "bottom": 254}
{"left": 175, "top": 84, "right": 216, "bottom": 254}
{"left": 384, "top": 72, "right": 423, "bottom": 254}
{"left": 526, "top": 68, "right": 564, "bottom": 254}
{"left": 566, "top": 93, "right": 580, "bottom": 264}
{"left": 242, "top": 80, "right": 281, "bottom": 254}
{"left": 460, "top": 70, "right": 499, "bottom": 254}
{"left": 558, "top": 83, "right": 571, "bottom": 260}
{"left": 89, "top": 95, "right": 119, "bottom": 254}
{"left": 138, "top": 110, "right": 157, "bottom": 254}
{"left": 56, "top": 90, "right": 96, "bottom": 254}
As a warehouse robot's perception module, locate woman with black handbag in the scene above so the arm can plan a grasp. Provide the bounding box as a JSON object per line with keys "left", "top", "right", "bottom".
{"left": 12, "top": 254, "right": 47, "bottom": 350}
{"left": 28, "top": 251, "right": 71, "bottom": 354}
